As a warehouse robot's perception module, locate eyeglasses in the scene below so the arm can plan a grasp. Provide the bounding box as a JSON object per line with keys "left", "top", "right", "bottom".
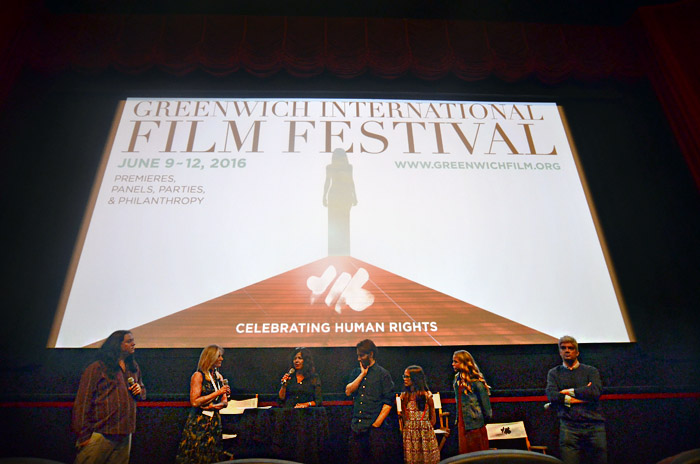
{"left": 402, "top": 375, "right": 411, "bottom": 379}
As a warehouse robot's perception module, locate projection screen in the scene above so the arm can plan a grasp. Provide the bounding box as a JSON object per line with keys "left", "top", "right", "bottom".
{"left": 48, "top": 97, "right": 633, "bottom": 347}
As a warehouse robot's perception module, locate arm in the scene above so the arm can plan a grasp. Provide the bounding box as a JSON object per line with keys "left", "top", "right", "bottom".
{"left": 213, "top": 371, "right": 229, "bottom": 409}
{"left": 372, "top": 404, "right": 392, "bottom": 428}
{"left": 72, "top": 363, "right": 99, "bottom": 446}
{"left": 279, "top": 383, "right": 287, "bottom": 401}
{"left": 546, "top": 369, "right": 566, "bottom": 405}
{"left": 189, "top": 372, "right": 229, "bottom": 410}
{"left": 427, "top": 394, "right": 436, "bottom": 426}
{"left": 312, "top": 375, "right": 323, "bottom": 406}
{"left": 400, "top": 392, "right": 408, "bottom": 423}
{"left": 130, "top": 365, "right": 146, "bottom": 400}
{"left": 573, "top": 367, "right": 602, "bottom": 401}
{"left": 293, "top": 375, "right": 322, "bottom": 408}
{"left": 345, "top": 365, "right": 368, "bottom": 396}
{"left": 278, "top": 379, "right": 288, "bottom": 402}
{"left": 476, "top": 382, "right": 492, "bottom": 421}
{"left": 372, "top": 368, "right": 395, "bottom": 427}
{"left": 278, "top": 369, "right": 294, "bottom": 402}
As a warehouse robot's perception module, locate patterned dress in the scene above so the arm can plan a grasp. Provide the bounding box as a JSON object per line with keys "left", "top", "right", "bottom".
{"left": 402, "top": 396, "right": 440, "bottom": 464}
{"left": 175, "top": 371, "right": 223, "bottom": 464}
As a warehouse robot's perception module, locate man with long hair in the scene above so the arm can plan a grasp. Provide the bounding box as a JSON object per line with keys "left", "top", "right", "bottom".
{"left": 345, "top": 339, "right": 397, "bottom": 464}
{"left": 546, "top": 335, "right": 607, "bottom": 464}
{"left": 72, "top": 330, "right": 146, "bottom": 464}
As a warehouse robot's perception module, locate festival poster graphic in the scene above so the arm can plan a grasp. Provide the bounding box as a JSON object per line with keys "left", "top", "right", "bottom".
{"left": 49, "top": 98, "right": 631, "bottom": 347}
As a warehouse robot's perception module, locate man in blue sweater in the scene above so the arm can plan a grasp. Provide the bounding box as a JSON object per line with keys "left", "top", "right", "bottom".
{"left": 546, "top": 335, "right": 607, "bottom": 464}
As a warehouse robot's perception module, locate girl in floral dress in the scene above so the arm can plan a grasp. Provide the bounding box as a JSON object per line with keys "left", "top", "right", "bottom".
{"left": 400, "top": 365, "right": 440, "bottom": 464}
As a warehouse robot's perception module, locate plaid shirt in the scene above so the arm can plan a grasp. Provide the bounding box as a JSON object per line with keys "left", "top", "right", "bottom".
{"left": 72, "top": 360, "right": 146, "bottom": 443}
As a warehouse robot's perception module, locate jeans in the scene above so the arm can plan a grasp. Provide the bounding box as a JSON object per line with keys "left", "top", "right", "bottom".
{"left": 559, "top": 421, "right": 607, "bottom": 464}
{"left": 348, "top": 424, "right": 400, "bottom": 464}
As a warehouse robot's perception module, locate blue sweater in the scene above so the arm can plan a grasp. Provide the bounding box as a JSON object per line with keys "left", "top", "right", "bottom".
{"left": 546, "top": 363, "right": 605, "bottom": 423}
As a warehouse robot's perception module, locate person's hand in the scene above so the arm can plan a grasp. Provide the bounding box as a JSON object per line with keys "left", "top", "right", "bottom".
{"left": 129, "top": 382, "right": 142, "bottom": 396}
{"left": 76, "top": 437, "right": 91, "bottom": 449}
{"left": 294, "top": 402, "right": 310, "bottom": 408}
{"left": 218, "top": 385, "right": 231, "bottom": 397}
{"left": 359, "top": 361, "right": 369, "bottom": 376}
{"left": 280, "top": 373, "right": 292, "bottom": 384}
{"left": 211, "top": 401, "right": 226, "bottom": 410}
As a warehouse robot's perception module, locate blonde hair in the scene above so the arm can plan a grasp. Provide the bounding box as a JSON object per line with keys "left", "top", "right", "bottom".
{"left": 453, "top": 350, "right": 490, "bottom": 393}
{"left": 198, "top": 344, "right": 224, "bottom": 380}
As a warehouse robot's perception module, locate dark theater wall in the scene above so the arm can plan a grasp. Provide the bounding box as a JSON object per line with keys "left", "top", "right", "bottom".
{"left": 0, "top": 70, "right": 699, "bottom": 463}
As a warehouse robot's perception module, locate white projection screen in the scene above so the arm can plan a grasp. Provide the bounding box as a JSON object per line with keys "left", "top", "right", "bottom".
{"left": 48, "top": 97, "right": 633, "bottom": 348}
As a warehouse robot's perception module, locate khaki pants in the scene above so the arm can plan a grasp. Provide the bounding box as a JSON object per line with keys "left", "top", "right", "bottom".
{"left": 74, "top": 432, "right": 131, "bottom": 464}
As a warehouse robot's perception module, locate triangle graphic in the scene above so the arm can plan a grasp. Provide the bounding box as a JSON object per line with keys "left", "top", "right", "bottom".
{"left": 124, "top": 256, "right": 556, "bottom": 347}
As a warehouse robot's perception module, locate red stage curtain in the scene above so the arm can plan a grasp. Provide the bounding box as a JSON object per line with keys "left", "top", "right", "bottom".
{"left": 16, "top": 13, "right": 645, "bottom": 82}
{"left": 638, "top": 0, "right": 700, "bottom": 190}
{"left": 1, "top": 3, "right": 698, "bottom": 187}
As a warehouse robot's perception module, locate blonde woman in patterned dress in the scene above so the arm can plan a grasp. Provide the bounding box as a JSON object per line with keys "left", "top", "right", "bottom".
{"left": 400, "top": 365, "right": 440, "bottom": 464}
{"left": 176, "top": 345, "right": 231, "bottom": 464}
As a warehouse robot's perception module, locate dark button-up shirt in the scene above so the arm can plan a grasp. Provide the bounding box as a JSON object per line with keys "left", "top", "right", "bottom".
{"left": 72, "top": 360, "right": 146, "bottom": 443}
{"left": 348, "top": 363, "right": 394, "bottom": 433}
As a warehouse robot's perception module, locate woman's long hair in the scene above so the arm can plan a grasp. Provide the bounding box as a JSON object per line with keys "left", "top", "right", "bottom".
{"left": 453, "top": 350, "right": 490, "bottom": 393}
{"left": 291, "top": 347, "right": 316, "bottom": 377}
{"left": 198, "top": 345, "right": 224, "bottom": 380}
{"left": 97, "top": 330, "right": 136, "bottom": 377}
{"left": 403, "top": 365, "right": 430, "bottom": 411}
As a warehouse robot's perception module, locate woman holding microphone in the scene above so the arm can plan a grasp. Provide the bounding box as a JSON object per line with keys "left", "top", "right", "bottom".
{"left": 278, "top": 347, "right": 323, "bottom": 408}
{"left": 176, "top": 344, "right": 231, "bottom": 464}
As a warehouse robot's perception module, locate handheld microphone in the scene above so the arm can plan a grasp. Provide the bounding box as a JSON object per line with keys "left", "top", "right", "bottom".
{"left": 222, "top": 378, "right": 230, "bottom": 399}
{"left": 127, "top": 377, "right": 135, "bottom": 387}
{"left": 281, "top": 367, "right": 295, "bottom": 384}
